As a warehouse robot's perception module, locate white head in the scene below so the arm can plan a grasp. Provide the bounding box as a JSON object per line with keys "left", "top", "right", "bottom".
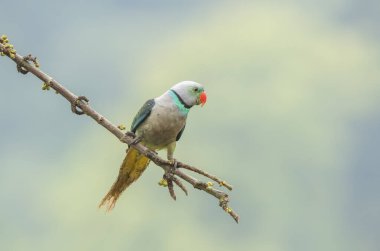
{"left": 170, "top": 81, "right": 207, "bottom": 108}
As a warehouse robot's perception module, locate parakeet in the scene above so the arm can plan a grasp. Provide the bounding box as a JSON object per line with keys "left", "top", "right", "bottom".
{"left": 99, "top": 81, "right": 207, "bottom": 210}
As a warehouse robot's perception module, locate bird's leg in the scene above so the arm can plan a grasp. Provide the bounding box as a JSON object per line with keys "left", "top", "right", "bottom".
{"left": 158, "top": 142, "right": 186, "bottom": 200}
{"left": 166, "top": 141, "right": 177, "bottom": 169}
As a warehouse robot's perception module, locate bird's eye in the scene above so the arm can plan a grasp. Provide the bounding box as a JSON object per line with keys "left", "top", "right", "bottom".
{"left": 193, "top": 87, "right": 199, "bottom": 92}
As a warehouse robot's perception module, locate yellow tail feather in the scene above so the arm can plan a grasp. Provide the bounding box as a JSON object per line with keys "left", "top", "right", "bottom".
{"left": 99, "top": 147, "right": 150, "bottom": 210}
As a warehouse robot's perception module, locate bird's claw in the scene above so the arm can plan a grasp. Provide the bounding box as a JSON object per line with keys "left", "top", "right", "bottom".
{"left": 158, "top": 158, "right": 188, "bottom": 199}
{"left": 125, "top": 131, "right": 136, "bottom": 138}
{"left": 168, "top": 158, "right": 178, "bottom": 169}
{"left": 124, "top": 131, "right": 142, "bottom": 147}
{"left": 130, "top": 136, "right": 142, "bottom": 145}
{"left": 158, "top": 159, "right": 179, "bottom": 200}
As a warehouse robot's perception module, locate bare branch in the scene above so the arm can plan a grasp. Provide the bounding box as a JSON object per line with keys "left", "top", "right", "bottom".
{"left": 172, "top": 176, "right": 188, "bottom": 196}
{"left": 177, "top": 161, "right": 233, "bottom": 190}
{"left": 0, "top": 36, "right": 239, "bottom": 223}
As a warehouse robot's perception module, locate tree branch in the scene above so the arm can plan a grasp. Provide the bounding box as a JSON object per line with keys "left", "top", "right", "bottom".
{"left": 0, "top": 35, "right": 239, "bottom": 223}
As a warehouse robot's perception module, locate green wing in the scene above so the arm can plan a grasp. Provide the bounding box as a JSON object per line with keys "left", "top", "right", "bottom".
{"left": 131, "top": 99, "right": 155, "bottom": 133}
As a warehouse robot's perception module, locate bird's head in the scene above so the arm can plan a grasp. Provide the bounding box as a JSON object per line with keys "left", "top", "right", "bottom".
{"left": 170, "top": 81, "right": 207, "bottom": 108}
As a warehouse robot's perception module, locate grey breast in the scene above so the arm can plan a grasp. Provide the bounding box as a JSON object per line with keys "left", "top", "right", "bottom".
{"left": 137, "top": 96, "right": 187, "bottom": 149}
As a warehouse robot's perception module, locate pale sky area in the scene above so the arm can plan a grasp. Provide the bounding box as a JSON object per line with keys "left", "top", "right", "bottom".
{"left": 1, "top": 1, "right": 380, "bottom": 251}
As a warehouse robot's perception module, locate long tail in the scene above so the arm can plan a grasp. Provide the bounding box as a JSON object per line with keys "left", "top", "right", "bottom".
{"left": 99, "top": 147, "right": 150, "bottom": 210}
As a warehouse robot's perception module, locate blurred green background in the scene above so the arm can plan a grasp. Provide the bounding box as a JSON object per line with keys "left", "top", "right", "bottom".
{"left": 1, "top": 1, "right": 380, "bottom": 250}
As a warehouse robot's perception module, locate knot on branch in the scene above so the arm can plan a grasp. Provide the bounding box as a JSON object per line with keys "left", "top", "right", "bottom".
{"left": 71, "top": 96, "right": 89, "bottom": 115}
{"left": 17, "top": 54, "right": 40, "bottom": 75}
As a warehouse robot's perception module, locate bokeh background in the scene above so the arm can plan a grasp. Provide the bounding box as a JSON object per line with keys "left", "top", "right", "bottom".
{"left": 1, "top": 1, "right": 380, "bottom": 250}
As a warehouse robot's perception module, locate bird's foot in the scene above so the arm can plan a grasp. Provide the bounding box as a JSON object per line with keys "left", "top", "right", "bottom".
{"left": 158, "top": 160, "right": 175, "bottom": 188}
{"left": 158, "top": 159, "right": 177, "bottom": 199}
{"left": 124, "top": 131, "right": 142, "bottom": 146}
{"left": 168, "top": 158, "right": 178, "bottom": 169}
{"left": 158, "top": 158, "right": 188, "bottom": 199}
{"left": 162, "top": 171, "right": 176, "bottom": 200}
{"left": 125, "top": 131, "right": 135, "bottom": 138}
{"left": 130, "top": 136, "right": 142, "bottom": 145}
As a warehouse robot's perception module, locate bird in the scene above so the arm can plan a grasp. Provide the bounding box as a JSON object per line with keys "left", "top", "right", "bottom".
{"left": 99, "top": 81, "right": 207, "bottom": 210}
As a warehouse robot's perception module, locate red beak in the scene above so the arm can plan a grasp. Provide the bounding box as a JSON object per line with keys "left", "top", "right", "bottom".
{"left": 199, "top": 91, "right": 207, "bottom": 107}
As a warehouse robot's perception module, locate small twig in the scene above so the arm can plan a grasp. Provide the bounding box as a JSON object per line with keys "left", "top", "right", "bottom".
{"left": 172, "top": 176, "right": 188, "bottom": 196}
{"left": 177, "top": 161, "right": 233, "bottom": 190}
{"left": 173, "top": 170, "right": 239, "bottom": 223}
{"left": 0, "top": 36, "right": 239, "bottom": 223}
{"left": 166, "top": 178, "right": 176, "bottom": 200}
